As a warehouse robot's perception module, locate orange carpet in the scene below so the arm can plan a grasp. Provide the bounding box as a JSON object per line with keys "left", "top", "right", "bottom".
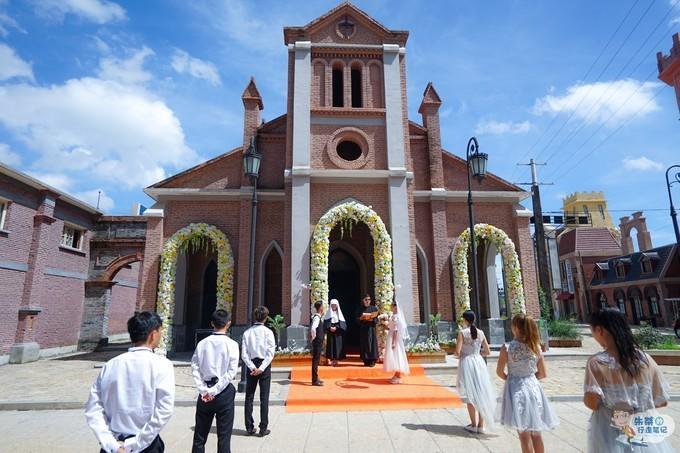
{"left": 286, "top": 363, "right": 462, "bottom": 413}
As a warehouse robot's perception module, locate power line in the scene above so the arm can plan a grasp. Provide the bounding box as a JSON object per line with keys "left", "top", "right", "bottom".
{"left": 533, "top": 0, "right": 657, "bottom": 165}
{"left": 540, "top": 0, "right": 680, "bottom": 166}
{"left": 507, "top": 0, "right": 642, "bottom": 182}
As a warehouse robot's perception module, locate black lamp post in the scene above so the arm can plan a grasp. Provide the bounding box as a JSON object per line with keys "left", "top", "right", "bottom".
{"left": 466, "top": 137, "right": 488, "bottom": 318}
{"left": 237, "top": 137, "right": 261, "bottom": 393}
{"left": 666, "top": 165, "right": 680, "bottom": 245}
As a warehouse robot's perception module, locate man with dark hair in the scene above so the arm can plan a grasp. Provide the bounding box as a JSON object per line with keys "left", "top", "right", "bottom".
{"left": 86, "top": 311, "right": 175, "bottom": 453}
{"left": 310, "top": 301, "right": 325, "bottom": 386}
{"left": 191, "top": 309, "right": 239, "bottom": 453}
{"left": 241, "top": 306, "right": 275, "bottom": 436}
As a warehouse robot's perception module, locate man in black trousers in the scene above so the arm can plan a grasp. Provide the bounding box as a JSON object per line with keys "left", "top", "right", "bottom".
{"left": 191, "top": 309, "right": 239, "bottom": 453}
{"left": 241, "top": 306, "right": 276, "bottom": 437}
{"left": 310, "top": 300, "right": 325, "bottom": 386}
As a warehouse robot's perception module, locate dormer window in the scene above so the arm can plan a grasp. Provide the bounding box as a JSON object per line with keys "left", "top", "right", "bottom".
{"left": 641, "top": 257, "right": 652, "bottom": 274}
{"left": 615, "top": 261, "right": 626, "bottom": 279}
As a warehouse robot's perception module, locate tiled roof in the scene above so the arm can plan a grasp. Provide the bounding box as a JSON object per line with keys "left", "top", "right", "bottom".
{"left": 558, "top": 227, "right": 621, "bottom": 256}
{"left": 590, "top": 244, "right": 677, "bottom": 286}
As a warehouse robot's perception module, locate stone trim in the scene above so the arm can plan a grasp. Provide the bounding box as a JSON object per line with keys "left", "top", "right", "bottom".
{"left": 144, "top": 188, "right": 285, "bottom": 201}
{"left": 311, "top": 115, "right": 385, "bottom": 126}
{"left": 113, "top": 278, "right": 139, "bottom": 289}
{"left": 413, "top": 190, "right": 531, "bottom": 202}
{"left": 0, "top": 260, "right": 28, "bottom": 272}
{"left": 326, "top": 127, "right": 370, "bottom": 169}
{"left": 43, "top": 267, "right": 88, "bottom": 280}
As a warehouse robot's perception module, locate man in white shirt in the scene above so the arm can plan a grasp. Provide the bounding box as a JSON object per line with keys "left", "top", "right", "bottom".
{"left": 191, "top": 309, "right": 239, "bottom": 453}
{"left": 241, "top": 306, "right": 276, "bottom": 436}
{"left": 85, "top": 311, "right": 175, "bottom": 453}
{"left": 310, "top": 301, "right": 325, "bottom": 386}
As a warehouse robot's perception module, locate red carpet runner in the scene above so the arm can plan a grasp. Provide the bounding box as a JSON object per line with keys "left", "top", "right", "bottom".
{"left": 286, "top": 363, "right": 462, "bottom": 413}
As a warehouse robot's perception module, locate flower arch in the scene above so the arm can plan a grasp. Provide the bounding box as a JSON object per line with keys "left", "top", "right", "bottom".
{"left": 310, "top": 201, "right": 394, "bottom": 313}
{"left": 156, "top": 223, "right": 234, "bottom": 353}
{"left": 452, "top": 223, "right": 526, "bottom": 322}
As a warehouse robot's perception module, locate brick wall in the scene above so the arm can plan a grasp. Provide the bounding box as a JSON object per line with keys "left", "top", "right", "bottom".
{"left": 108, "top": 261, "right": 141, "bottom": 335}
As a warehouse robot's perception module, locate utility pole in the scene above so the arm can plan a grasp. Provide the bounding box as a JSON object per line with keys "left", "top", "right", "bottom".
{"left": 516, "top": 159, "right": 553, "bottom": 306}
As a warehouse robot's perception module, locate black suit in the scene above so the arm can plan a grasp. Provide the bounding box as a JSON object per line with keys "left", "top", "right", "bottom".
{"left": 311, "top": 313, "right": 324, "bottom": 383}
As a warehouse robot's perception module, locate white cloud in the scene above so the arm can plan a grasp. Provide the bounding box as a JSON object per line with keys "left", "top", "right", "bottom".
{"left": 622, "top": 156, "right": 664, "bottom": 172}
{"left": 475, "top": 120, "right": 531, "bottom": 135}
{"left": 533, "top": 79, "right": 660, "bottom": 127}
{"left": 171, "top": 49, "right": 221, "bottom": 86}
{"left": 33, "top": 0, "right": 126, "bottom": 24}
{"left": 97, "top": 46, "right": 153, "bottom": 85}
{"left": 74, "top": 188, "right": 114, "bottom": 211}
{"left": 0, "top": 10, "right": 25, "bottom": 36}
{"left": 26, "top": 171, "right": 75, "bottom": 191}
{"left": 0, "top": 143, "right": 21, "bottom": 166}
{"left": 0, "top": 77, "right": 199, "bottom": 189}
{"left": 0, "top": 43, "right": 34, "bottom": 81}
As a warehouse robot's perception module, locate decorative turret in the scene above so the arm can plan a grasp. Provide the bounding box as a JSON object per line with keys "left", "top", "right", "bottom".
{"left": 418, "top": 82, "right": 444, "bottom": 188}
{"left": 241, "top": 77, "right": 264, "bottom": 147}
{"left": 657, "top": 33, "right": 680, "bottom": 114}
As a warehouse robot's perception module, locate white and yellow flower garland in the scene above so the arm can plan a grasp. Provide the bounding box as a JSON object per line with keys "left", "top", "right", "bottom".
{"left": 156, "top": 223, "right": 234, "bottom": 354}
{"left": 452, "top": 223, "right": 526, "bottom": 323}
{"left": 310, "top": 201, "right": 394, "bottom": 314}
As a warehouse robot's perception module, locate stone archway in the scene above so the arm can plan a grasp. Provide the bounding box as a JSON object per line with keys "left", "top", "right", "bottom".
{"left": 310, "top": 201, "right": 393, "bottom": 314}
{"left": 156, "top": 223, "right": 234, "bottom": 354}
{"left": 451, "top": 223, "right": 526, "bottom": 322}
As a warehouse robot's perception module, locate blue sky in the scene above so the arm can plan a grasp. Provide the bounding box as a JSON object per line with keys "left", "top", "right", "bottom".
{"left": 0, "top": 0, "right": 679, "bottom": 245}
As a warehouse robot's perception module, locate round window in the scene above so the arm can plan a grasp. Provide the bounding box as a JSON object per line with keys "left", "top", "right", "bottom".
{"left": 336, "top": 140, "right": 362, "bottom": 161}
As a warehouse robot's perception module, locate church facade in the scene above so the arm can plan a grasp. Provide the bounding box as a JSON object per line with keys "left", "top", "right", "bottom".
{"left": 138, "top": 3, "right": 539, "bottom": 352}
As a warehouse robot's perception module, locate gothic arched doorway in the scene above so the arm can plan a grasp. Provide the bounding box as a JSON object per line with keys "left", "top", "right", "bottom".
{"left": 329, "top": 248, "right": 362, "bottom": 348}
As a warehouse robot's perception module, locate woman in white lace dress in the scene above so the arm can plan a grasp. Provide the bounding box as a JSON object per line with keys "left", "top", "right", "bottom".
{"left": 584, "top": 308, "right": 673, "bottom": 452}
{"left": 455, "top": 310, "right": 496, "bottom": 434}
{"left": 497, "top": 313, "right": 558, "bottom": 453}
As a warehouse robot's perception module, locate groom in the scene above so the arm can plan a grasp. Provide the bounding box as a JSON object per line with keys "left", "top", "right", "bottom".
{"left": 356, "top": 294, "right": 379, "bottom": 367}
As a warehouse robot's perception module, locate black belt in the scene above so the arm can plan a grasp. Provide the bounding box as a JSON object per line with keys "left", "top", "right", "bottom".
{"left": 205, "top": 377, "right": 219, "bottom": 387}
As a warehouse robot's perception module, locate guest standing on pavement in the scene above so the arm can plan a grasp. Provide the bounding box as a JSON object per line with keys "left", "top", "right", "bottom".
{"left": 242, "top": 306, "right": 276, "bottom": 437}
{"left": 584, "top": 308, "right": 672, "bottom": 452}
{"left": 85, "top": 311, "right": 175, "bottom": 453}
{"left": 497, "top": 313, "right": 558, "bottom": 453}
{"left": 356, "top": 294, "right": 379, "bottom": 367}
{"left": 310, "top": 300, "right": 325, "bottom": 386}
{"left": 323, "top": 299, "right": 346, "bottom": 366}
{"left": 455, "top": 310, "right": 495, "bottom": 434}
{"left": 190, "top": 309, "right": 239, "bottom": 453}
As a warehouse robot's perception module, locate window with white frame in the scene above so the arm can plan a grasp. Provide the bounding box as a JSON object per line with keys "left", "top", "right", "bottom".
{"left": 61, "top": 224, "right": 84, "bottom": 250}
{"left": 0, "top": 200, "right": 7, "bottom": 230}
{"left": 650, "top": 295, "right": 659, "bottom": 316}
{"left": 641, "top": 257, "right": 653, "bottom": 274}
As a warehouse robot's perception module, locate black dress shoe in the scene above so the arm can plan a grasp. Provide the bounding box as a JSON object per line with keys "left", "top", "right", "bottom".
{"left": 246, "top": 429, "right": 256, "bottom": 436}
{"left": 312, "top": 380, "right": 324, "bottom": 386}
{"left": 258, "top": 429, "right": 271, "bottom": 437}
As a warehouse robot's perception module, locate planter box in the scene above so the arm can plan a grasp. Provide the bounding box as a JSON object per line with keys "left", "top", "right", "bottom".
{"left": 272, "top": 355, "right": 311, "bottom": 367}
{"left": 439, "top": 344, "right": 456, "bottom": 355}
{"left": 646, "top": 349, "right": 680, "bottom": 366}
{"left": 548, "top": 338, "right": 582, "bottom": 348}
{"left": 406, "top": 351, "right": 447, "bottom": 363}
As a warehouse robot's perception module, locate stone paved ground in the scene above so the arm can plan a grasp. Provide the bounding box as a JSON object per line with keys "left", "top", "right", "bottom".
{"left": 1, "top": 403, "right": 679, "bottom": 452}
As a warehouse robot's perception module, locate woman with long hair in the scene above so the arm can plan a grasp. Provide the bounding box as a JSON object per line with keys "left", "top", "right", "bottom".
{"left": 497, "top": 313, "right": 558, "bottom": 453}
{"left": 455, "top": 310, "right": 496, "bottom": 434}
{"left": 585, "top": 308, "right": 672, "bottom": 452}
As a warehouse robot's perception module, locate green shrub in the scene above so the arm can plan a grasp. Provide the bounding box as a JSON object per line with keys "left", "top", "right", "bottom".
{"left": 633, "top": 326, "right": 665, "bottom": 349}
{"left": 428, "top": 313, "right": 442, "bottom": 341}
{"left": 548, "top": 319, "right": 581, "bottom": 339}
{"left": 649, "top": 335, "right": 680, "bottom": 350}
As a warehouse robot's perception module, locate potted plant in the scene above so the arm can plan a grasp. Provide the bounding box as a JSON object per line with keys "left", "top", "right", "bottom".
{"left": 635, "top": 326, "right": 680, "bottom": 366}
{"left": 266, "top": 314, "right": 286, "bottom": 348}
{"left": 547, "top": 319, "right": 582, "bottom": 348}
{"left": 405, "top": 339, "right": 446, "bottom": 363}
{"left": 438, "top": 338, "right": 457, "bottom": 355}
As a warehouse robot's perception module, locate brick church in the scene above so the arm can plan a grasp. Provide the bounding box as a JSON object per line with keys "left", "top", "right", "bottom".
{"left": 136, "top": 3, "right": 539, "bottom": 353}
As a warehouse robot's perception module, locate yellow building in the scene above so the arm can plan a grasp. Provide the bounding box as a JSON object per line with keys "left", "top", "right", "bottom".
{"left": 562, "top": 191, "right": 615, "bottom": 229}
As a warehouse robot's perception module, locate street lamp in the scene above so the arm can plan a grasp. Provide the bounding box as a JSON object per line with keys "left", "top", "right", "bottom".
{"left": 666, "top": 165, "right": 680, "bottom": 245}
{"left": 238, "top": 136, "right": 261, "bottom": 393}
{"left": 466, "top": 137, "right": 488, "bottom": 318}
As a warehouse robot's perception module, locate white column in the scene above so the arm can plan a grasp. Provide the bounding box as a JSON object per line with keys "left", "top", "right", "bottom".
{"left": 290, "top": 41, "right": 312, "bottom": 326}
{"left": 383, "top": 44, "right": 415, "bottom": 323}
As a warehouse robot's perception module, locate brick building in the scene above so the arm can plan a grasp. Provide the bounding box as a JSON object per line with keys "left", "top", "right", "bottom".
{"left": 138, "top": 3, "right": 539, "bottom": 352}
{"left": 0, "top": 163, "right": 142, "bottom": 364}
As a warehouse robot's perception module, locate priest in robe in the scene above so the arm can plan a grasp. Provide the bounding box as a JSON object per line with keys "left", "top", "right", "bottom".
{"left": 356, "top": 294, "right": 379, "bottom": 367}
{"left": 323, "top": 299, "right": 346, "bottom": 366}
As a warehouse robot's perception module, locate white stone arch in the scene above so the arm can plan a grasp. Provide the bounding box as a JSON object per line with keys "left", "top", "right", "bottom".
{"left": 258, "top": 240, "right": 284, "bottom": 310}
{"left": 415, "top": 241, "right": 431, "bottom": 323}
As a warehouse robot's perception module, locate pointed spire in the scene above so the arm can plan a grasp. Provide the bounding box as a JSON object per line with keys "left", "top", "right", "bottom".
{"left": 242, "top": 77, "right": 264, "bottom": 110}
{"left": 418, "top": 82, "right": 441, "bottom": 114}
